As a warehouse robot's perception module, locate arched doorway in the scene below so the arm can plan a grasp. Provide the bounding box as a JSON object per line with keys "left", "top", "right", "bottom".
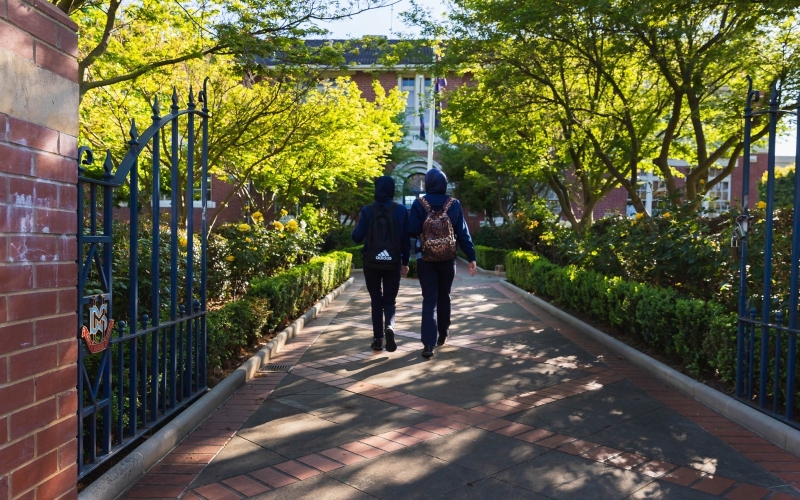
{"left": 402, "top": 172, "right": 426, "bottom": 207}
{"left": 391, "top": 157, "right": 443, "bottom": 208}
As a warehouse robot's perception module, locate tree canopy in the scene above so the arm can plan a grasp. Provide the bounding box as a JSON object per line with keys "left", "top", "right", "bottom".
{"left": 60, "top": 0, "right": 399, "bottom": 99}
{"left": 80, "top": 49, "right": 406, "bottom": 227}
{"left": 406, "top": 0, "right": 800, "bottom": 229}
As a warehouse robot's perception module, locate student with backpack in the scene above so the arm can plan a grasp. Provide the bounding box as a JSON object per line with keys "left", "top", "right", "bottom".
{"left": 409, "top": 168, "right": 477, "bottom": 358}
{"left": 352, "top": 176, "right": 410, "bottom": 352}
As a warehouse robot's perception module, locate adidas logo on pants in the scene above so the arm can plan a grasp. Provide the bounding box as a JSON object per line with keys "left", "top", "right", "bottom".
{"left": 375, "top": 250, "right": 392, "bottom": 261}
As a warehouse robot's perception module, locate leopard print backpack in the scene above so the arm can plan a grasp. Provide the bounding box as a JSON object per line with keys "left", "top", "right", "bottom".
{"left": 419, "top": 197, "right": 457, "bottom": 261}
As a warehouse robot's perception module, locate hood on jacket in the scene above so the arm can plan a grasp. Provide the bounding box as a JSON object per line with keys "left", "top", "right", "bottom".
{"left": 374, "top": 175, "right": 396, "bottom": 202}
{"left": 425, "top": 168, "right": 448, "bottom": 194}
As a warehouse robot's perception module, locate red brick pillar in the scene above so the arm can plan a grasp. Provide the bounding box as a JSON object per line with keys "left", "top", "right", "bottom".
{"left": 0, "top": 0, "right": 80, "bottom": 498}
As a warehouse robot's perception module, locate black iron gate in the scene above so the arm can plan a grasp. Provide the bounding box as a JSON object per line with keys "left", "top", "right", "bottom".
{"left": 735, "top": 77, "right": 800, "bottom": 426}
{"left": 77, "top": 84, "right": 210, "bottom": 478}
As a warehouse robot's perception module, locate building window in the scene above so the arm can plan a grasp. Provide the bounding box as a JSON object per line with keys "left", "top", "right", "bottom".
{"left": 705, "top": 167, "right": 731, "bottom": 213}
{"left": 544, "top": 190, "right": 562, "bottom": 215}
{"left": 628, "top": 172, "right": 666, "bottom": 216}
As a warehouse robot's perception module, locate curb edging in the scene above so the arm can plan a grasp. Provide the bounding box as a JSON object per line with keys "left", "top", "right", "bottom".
{"left": 499, "top": 279, "right": 800, "bottom": 458}
{"left": 78, "top": 277, "right": 355, "bottom": 500}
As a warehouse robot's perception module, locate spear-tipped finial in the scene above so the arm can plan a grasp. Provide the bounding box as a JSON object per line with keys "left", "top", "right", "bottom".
{"left": 770, "top": 82, "right": 780, "bottom": 106}
{"left": 129, "top": 119, "right": 139, "bottom": 143}
{"left": 172, "top": 86, "right": 179, "bottom": 108}
{"left": 188, "top": 85, "right": 196, "bottom": 107}
{"left": 102, "top": 150, "right": 113, "bottom": 179}
{"left": 152, "top": 95, "right": 161, "bottom": 119}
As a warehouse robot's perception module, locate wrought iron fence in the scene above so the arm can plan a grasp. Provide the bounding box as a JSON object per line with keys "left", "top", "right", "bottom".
{"left": 735, "top": 76, "right": 800, "bottom": 426}
{"left": 77, "top": 83, "right": 210, "bottom": 478}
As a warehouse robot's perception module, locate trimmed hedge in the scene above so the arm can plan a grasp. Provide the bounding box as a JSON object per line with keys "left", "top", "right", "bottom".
{"left": 341, "top": 245, "right": 364, "bottom": 269}
{"left": 206, "top": 297, "right": 270, "bottom": 370}
{"left": 206, "top": 251, "right": 351, "bottom": 369}
{"left": 475, "top": 245, "right": 509, "bottom": 270}
{"left": 505, "top": 250, "right": 732, "bottom": 376}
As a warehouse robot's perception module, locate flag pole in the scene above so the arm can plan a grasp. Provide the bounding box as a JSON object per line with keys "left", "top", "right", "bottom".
{"left": 426, "top": 78, "right": 435, "bottom": 171}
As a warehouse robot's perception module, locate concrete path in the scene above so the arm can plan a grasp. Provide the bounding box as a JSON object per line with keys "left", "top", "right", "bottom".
{"left": 124, "top": 262, "right": 800, "bottom": 500}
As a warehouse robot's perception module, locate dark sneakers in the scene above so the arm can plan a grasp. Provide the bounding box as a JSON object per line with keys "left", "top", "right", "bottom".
{"left": 385, "top": 327, "right": 397, "bottom": 352}
{"left": 371, "top": 337, "right": 384, "bottom": 351}
{"left": 437, "top": 332, "right": 448, "bottom": 346}
{"left": 422, "top": 345, "right": 434, "bottom": 358}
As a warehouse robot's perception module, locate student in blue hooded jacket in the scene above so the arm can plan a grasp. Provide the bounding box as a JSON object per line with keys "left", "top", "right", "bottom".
{"left": 352, "top": 176, "right": 410, "bottom": 352}
{"left": 408, "top": 169, "right": 477, "bottom": 358}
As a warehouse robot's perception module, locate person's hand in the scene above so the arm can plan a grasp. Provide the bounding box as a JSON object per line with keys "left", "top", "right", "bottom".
{"left": 401, "top": 265, "right": 409, "bottom": 277}
{"left": 469, "top": 261, "right": 478, "bottom": 276}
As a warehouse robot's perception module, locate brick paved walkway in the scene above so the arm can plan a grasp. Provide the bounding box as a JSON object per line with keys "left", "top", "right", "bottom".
{"left": 124, "top": 262, "right": 800, "bottom": 499}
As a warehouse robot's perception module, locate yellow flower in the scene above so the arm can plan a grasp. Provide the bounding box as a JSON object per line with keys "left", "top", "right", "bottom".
{"left": 280, "top": 209, "right": 288, "bottom": 217}
{"left": 245, "top": 237, "right": 253, "bottom": 243}
{"left": 252, "top": 211, "right": 264, "bottom": 223}
{"left": 237, "top": 223, "right": 251, "bottom": 232}
{"left": 178, "top": 236, "right": 188, "bottom": 248}
{"left": 635, "top": 212, "right": 645, "bottom": 220}
{"left": 272, "top": 221, "right": 284, "bottom": 231}
{"left": 251, "top": 247, "right": 258, "bottom": 251}
{"left": 756, "top": 201, "right": 767, "bottom": 209}
{"left": 285, "top": 219, "right": 299, "bottom": 233}
{"left": 226, "top": 255, "right": 235, "bottom": 262}
{"left": 663, "top": 212, "right": 671, "bottom": 218}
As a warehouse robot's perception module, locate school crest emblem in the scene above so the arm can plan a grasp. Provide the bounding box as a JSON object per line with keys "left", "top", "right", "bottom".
{"left": 81, "top": 295, "right": 115, "bottom": 353}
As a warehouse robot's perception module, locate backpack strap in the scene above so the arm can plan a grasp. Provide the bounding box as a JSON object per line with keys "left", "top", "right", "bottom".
{"left": 419, "top": 197, "right": 432, "bottom": 213}
{"left": 442, "top": 197, "right": 456, "bottom": 212}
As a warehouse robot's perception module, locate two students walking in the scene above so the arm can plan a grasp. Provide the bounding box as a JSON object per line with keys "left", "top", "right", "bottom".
{"left": 352, "top": 169, "right": 477, "bottom": 358}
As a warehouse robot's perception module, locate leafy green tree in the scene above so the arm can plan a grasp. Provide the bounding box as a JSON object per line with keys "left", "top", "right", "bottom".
{"left": 436, "top": 141, "right": 547, "bottom": 225}
{"left": 439, "top": 75, "right": 626, "bottom": 232}
{"left": 60, "top": 0, "right": 397, "bottom": 99}
{"left": 80, "top": 55, "right": 405, "bottom": 228}
{"left": 406, "top": 0, "right": 800, "bottom": 225}
{"left": 759, "top": 164, "right": 797, "bottom": 208}
{"left": 242, "top": 79, "right": 406, "bottom": 215}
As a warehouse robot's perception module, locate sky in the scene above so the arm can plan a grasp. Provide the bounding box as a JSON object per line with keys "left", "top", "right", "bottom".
{"left": 316, "top": 0, "right": 445, "bottom": 39}
{"left": 316, "top": 0, "right": 798, "bottom": 157}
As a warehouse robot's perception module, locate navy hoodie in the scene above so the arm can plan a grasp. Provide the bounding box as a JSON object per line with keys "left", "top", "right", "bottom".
{"left": 351, "top": 176, "right": 410, "bottom": 266}
{"left": 409, "top": 169, "right": 477, "bottom": 262}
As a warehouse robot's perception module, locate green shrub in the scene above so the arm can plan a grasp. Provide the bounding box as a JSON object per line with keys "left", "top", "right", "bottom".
{"left": 505, "top": 249, "right": 732, "bottom": 374}
{"left": 207, "top": 297, "right": 270, "bottom": 369}
{"left": 206, "top": 251, "right": 350, "bottom": 370}
{"left": 474, "top": 245, "right": 509, "bottom": 270}
{"left": 702, "top": 311, "right": 739, "bottom": 382}
{"left": 471, "top": 224, "right": 527, "bottom": 250}
{"left": 674, "top": 299, "right": 724, "bottom": 373}
{"left": 407, "top": 258, "right": 418, "bottom": 278}
{"left": 249, "top": 251, "right": 351, "bottom": 331}
{"left": 341, "top": 245, "right": 364, "bottom": 269}
{"left": 323, "top": 223, "right": 357, "bottom": 251}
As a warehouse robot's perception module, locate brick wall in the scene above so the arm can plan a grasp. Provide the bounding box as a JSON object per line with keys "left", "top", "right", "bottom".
{"left": 730, "top": 154, "right": 769, "bottom": 209}
{"left": 0, "top": 1, "right": 80, "bottom": 499}
{"left": 351, "top": 71, "right": 400, "bottom": 101}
